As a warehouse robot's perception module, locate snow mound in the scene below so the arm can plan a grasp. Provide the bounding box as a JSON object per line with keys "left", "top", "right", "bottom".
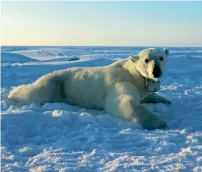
{"left": 10, "top": 48, "right": 83, "bottom": 61}
{"left": 1, "top": 53, "right": 38, "bottom": 63}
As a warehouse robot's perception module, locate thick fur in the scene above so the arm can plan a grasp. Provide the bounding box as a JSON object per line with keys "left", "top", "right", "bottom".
{"left": 8, "top": 48, "right": 171, "bottom": 130}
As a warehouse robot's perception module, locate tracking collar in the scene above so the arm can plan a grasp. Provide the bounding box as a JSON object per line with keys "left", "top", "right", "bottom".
{"left": 145, "top": 78, "right": 160, "bottom": 92}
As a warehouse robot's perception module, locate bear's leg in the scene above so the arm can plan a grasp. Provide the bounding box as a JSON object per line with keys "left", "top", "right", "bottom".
{"left": 130, "top": 103, "right": 167, "bottom": 130}
{"left": 8, "top": 74, "right": 63, "bottom": 105}
{"left": 105, "top": 82, "right": 167, "bottom": 130}
{"left": 141, "top": 93, "right": 171, "bottom": 104}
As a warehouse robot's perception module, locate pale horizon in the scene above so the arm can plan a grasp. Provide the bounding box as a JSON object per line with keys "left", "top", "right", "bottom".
{"left": 1, "top": 1, "right": 202, "bottom": 47}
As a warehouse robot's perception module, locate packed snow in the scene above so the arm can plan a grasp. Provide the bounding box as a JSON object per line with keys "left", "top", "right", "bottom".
{"left": 1, "top": 46, "right": 202, "bottom": 171}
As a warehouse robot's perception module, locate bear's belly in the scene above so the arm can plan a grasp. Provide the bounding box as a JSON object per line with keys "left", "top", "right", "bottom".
{"left": 63, "top": 71, "right": 106, "bottom": 109}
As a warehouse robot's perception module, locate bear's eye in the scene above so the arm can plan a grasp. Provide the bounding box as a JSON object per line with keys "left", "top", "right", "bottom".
{"left": 159, "top": 56, "right": 163, "bottom": 61}
{"left": 145, "top": 59, "right": 149, "bottom": 63}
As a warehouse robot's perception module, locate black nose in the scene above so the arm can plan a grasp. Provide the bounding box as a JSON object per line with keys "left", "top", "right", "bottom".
{"left": 153, "top": 66, "right": 161, "bottom": 78}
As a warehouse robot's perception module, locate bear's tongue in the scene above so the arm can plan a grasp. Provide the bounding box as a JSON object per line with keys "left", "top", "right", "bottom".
{"left": 145, "top": 78, "right": 160, "bottom": 92}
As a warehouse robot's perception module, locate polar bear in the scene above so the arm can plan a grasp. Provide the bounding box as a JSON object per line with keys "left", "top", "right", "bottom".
{"left": 8, "top": 48, "right": 171, "bottom": 130}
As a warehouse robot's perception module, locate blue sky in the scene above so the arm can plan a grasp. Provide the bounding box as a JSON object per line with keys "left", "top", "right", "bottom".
{"left": 1, "top": 1, "right": 202, "bottom": 46}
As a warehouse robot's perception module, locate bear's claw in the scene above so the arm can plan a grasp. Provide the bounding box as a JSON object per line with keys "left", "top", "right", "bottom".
{"left": 159, "top": 121, "right": 168, "bottom": 129}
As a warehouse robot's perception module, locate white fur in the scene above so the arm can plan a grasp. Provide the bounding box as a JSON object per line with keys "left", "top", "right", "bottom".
{"left": 8, "top": 48, "right": 170, "bottom": 130}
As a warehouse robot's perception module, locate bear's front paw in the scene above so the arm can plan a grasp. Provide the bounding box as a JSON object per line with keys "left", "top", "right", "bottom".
{"left": 162, "top": 99, "right": 171, "bottom": 104}
{"left": 166, "top": 99, "right": 171, "bottom": 104}
{"left": 152, "top": 115, "right": 168, "bottom": 130}
{"left": 141, "top": 116, "right": 168, "bottom": 130}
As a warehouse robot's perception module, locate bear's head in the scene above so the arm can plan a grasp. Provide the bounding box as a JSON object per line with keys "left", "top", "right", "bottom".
{"left": 130, "top": 48, "right": 169, "bottom": 81}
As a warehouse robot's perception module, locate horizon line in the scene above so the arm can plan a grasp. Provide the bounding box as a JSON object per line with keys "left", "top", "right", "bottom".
{"left": 1, "top": 45, "right": 202, "bottom": 48}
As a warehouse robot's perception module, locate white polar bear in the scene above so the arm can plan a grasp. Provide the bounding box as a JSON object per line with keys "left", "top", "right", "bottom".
{"left": 8, "top": 48, "right": 171, "bottom": 130}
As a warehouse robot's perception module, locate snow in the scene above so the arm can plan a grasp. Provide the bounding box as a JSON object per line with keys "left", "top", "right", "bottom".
{"left": 1, "top": 46, "right": 202, "bottom": 171}
{"left": 1, "top": 53, "right": 38, "bottom": 63}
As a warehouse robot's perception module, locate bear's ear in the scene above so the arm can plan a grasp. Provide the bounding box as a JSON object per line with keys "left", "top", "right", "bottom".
{"left": 129, "top": 55, "right": 139, "bottom": 62}
{"left": 163, "top": 48, "right": 169, "bottom": 56}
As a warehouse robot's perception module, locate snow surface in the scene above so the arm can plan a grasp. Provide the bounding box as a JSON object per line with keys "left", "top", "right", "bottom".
{"left": 1, "top": 46, "right": 202, "bottom": 172}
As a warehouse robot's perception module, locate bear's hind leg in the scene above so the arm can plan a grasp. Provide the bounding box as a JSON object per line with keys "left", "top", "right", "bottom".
{"left": 8, "top": 74, "right": 63, "bottom": 105}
